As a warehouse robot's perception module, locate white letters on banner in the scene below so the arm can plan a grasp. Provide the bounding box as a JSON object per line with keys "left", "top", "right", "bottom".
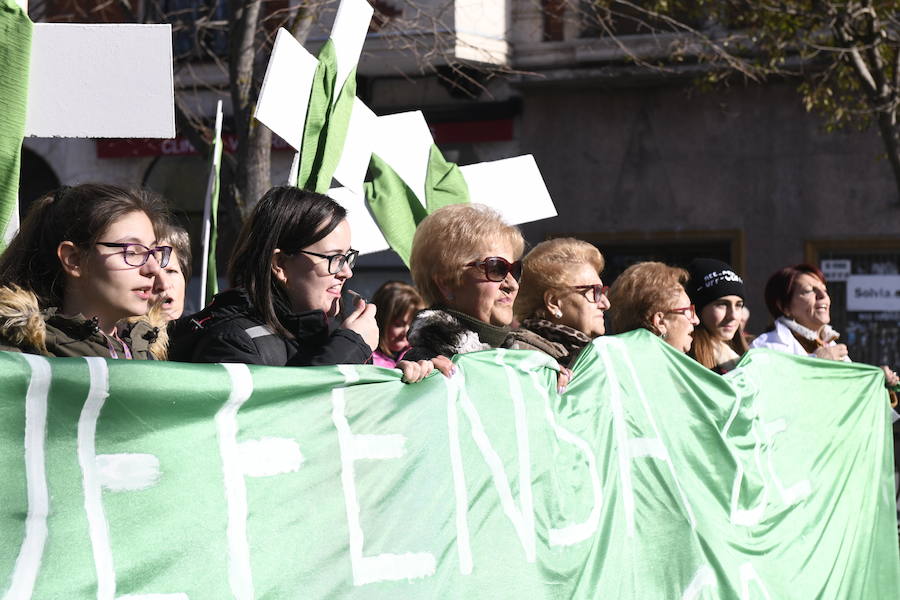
{"left": 333, "top": 365, "right": 437, "bottom": 586}
{"left": 593, "top": 337, "right": 697, "bottom": 537}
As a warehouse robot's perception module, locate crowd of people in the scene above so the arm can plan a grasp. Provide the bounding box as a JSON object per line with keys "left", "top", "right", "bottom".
{"left": 0, "top": 182, "right": 898, "bottom": 403}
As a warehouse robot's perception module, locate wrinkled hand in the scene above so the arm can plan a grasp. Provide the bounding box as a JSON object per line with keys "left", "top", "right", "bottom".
{"left": 815, "top": 344, "right": 848, "bottom": 361}
{"left": 557, "top": 366, "right": 572, "bottom": 394}
{"left": 881, "top": 365, "right": 899, "bottom": 388}
{"left": 397, "top": 355, "right": 455, "bottom": 384}
{"left": 341, "top": 298, "right": 378, "bottom": 352}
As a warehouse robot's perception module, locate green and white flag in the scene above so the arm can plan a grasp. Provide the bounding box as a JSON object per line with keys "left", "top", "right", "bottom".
{"left": 198, "top": 100, "right": 224, "bottom": 308}
{"left": 1, "top": 330, "right": 898, "bottom": 598}
{"left": 0, "top": 0, "right": 32, "bottom": 249}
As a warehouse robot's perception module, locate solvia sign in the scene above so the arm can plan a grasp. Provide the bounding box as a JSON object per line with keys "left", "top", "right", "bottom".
{"left": 846, "top": 275, "right": 900, "bottom": 311}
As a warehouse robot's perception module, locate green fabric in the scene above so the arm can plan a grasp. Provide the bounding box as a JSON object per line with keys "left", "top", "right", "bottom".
{"left": 297, "top": 39, "right": 356, "bottom": 193}
{"left": 1, "top": 330, "right": 898, "bottom": 598}
{"left": 204, "top": 116, "right": 223, "bottom": 305}
{"left": 424, "top": 142, "right": 470, "bottom": 211}
{"left": 364, "top": 145, "right": 469, "bottom": 265}
{"left": 0, "top": 0, "right": 31, "bottom": 250}
{"left": 363, "top": 152, "right": 427, "bottom": 265}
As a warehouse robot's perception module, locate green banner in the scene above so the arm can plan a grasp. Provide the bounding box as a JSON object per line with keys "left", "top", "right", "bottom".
{"left": 1, "top": 330, "right": 897, "bottom": 598}
{"left": 0, "top": 0, "right": 32, "bottom": 250}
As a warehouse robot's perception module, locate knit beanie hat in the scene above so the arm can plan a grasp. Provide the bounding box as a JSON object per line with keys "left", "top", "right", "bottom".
{"left": 686, "top": 258, "right": 745, "bottom": 312}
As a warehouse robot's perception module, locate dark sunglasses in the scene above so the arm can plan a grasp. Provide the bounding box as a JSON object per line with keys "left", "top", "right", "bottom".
{"left": 571, "top": 284, "right": 609, "bottom": 303}
{"left": 465, "top": 256, "right": 523, "bottom": 282}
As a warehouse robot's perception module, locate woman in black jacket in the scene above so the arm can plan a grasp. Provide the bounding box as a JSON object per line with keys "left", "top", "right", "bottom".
{"left": 170, "top": 186, "right": 377, "bottom": 367}
{"left": 170, "top": 187, "right": 444, "bottom": 381}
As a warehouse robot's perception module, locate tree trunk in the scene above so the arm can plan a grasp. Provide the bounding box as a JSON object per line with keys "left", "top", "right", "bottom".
{"left": 874, "top": 111, "right": 900, "bottom": 204}
{"left": 228, "top": 0, "right": 271, "bottom": 217}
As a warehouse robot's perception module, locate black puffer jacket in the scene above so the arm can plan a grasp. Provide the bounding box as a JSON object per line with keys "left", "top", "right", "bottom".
{"left": 168, "top": 288, "right": 371, "bottom": 366}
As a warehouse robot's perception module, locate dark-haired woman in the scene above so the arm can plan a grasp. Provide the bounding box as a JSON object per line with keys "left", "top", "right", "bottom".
{"left": 0, "top": 184, "right": 171, "bottom": 358}
{"left": 169, "top": 187, "right": 444, "bottom": 382}
{"left": 751, "top": 263, "right": 899, "bottom": 387}
{"left": 170, "top": 186, "right": 375, "bottom": 367}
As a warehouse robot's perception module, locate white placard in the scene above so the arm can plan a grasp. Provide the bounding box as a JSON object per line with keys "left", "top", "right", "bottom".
{"left": 332, "top": 98, "right": 378, "bottom": 195}
{"left": 328, "top": 187, "right": 390, "bottom": 255}
{"left": 331, "top": 0, "right": 374, "bottom": 90}
{"left": 255, "top": 28, "right": 320, "bottom": 150}
{"left": 461, "top": 155, "right": 557, "bottom": 225}
{"left": 370, "top": 111, "right": 434, "bottom": 206}
{"left": 821, "top": 259, "right": 851, "bottom": 282}
{"left": 25, "top": 24, "right": 174, "bottom": 138}
{"left": 846, "top": 275, "right": 900, "bottom": 312}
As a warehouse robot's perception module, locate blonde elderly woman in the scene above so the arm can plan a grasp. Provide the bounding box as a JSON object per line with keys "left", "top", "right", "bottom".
{"left": 507, "top": 238, "right": 610, "bottom": 367}
{"left": 404, "top": 204, "right": 524, "bottom": 361}
{"left": 608, "top": 261, "right": 699, "bottom": 353}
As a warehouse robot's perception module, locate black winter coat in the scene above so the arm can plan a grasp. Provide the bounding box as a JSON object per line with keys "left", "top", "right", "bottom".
{"left": 168, "top": 288, "right": 371, "bottom": 367}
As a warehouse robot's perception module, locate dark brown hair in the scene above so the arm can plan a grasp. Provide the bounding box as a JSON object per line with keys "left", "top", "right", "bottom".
{"left": 228, "top": 186, "right": 346, "bottom": 339}
{"left": 0, "top": 184, "right": 169, "bottom": 308}
{"left": 763, "top": 263, "right": 826, "bottom": 320}
{"left": 371, "top": 281, "right": 424, "bottom": 354}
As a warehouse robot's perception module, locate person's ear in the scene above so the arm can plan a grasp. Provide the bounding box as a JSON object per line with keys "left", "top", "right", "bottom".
{"left": 434, "top": 276, "right": 455, "bottom": 303}
{"left": 270, "top": 249, "right": 288, "bottom": 284}
{"left": 57, "top": 241, "right": 82, "bottom": 278}
{"left": 544, "top": 289, "right": 562, "bottom": 319}
{"left": 651, "top": 311, "right": 667, "bottom": 337}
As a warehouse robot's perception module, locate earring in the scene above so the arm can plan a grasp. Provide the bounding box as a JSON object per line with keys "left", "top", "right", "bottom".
{"left": 553, "top": 309, "right": 563, "bottom": 318}
{"left": 660, "top": 331, "right": 668, "bottom": 340}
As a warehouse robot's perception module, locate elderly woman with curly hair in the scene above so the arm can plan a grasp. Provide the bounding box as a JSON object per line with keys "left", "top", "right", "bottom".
{"left": 508, "top": 237, "right": 610, "bottom": 367}
{"left": 404, "top": 204, "right": 524, "bottom": 361}
{"left": 608, "top": 261, "right": 699, "bottom": 352}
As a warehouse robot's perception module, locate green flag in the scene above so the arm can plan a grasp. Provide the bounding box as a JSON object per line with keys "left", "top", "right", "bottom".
{"left": 0, "top": 0, "right": 32, "bottom": 250}
{"left": 364, "top": 144, "right": 470, "bottom": 265}
{"left": 199, "top": 100, "right": 224, "bottom": 307}
{"left": 297, "top": 40, "right": 356, "bottom": 193}
{"left": 1, "top": 331, "right": 897, "bottom": 598}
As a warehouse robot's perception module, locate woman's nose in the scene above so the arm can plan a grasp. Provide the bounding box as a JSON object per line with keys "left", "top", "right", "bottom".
{"left": 141, "top": 254, "right": 162, "bottom": 277}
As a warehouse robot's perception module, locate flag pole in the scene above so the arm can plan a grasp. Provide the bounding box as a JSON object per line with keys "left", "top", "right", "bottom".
{"left": 198, "top": 99, "right": 223, "bottom": 308}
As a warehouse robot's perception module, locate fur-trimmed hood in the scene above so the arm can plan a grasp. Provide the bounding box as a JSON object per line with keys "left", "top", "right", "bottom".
{"left": 405, "top": 307, "right": 512, "bottom": 361}
{"left": 0, "top": 284, "right": 169, "bottom": 359}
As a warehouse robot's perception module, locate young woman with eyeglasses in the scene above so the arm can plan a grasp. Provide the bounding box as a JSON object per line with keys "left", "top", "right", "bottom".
{"left": 508, "top": 238, "right": 611, "bottom": 367}
{"left": 167, "top": 187, "right": 445, "bottom": 382}
{"left": 685, "top": 258, "right": 749, "bottom": 374}
{"left": 0, "top": 184, "right": 171, "bottom": 358}
{"left": 168, "top": 186, "right": 377, "bottom": 367}
{"left": 608, "top": 261, "right": 700, "bottom": 353}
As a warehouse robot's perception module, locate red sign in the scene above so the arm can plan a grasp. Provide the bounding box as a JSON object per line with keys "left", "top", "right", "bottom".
{"left": 95, "top": 119, "right": 514, "bottom": 159}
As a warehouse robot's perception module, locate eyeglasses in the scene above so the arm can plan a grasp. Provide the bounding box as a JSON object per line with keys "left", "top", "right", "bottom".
{"left": 571, "top": 284, "right": 609, "bottom": 303}
{"left": 465, "top": 256, "right": 523, "bottom": 282}
{"left": 297, "top": 249, "right": 359, "bottom": 275}
{"left": 666, "top": 304, "right": 696, "bottom": 319}
{"left": 96, "top": 242, "right": 172, "bottom": 268}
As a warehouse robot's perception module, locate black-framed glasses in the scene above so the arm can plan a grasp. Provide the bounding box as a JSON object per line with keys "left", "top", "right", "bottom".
{"left": 96, "top": 242, "right": 172, "bottom": 268}
{"left": 571, "top": 284, "right": 609, "bottom": 303}
{"left": 666, "top": 304, "right": 696, "bottom": 319}
{"left": 465, "top": 256, "right": 523, "bottom": 282}
{"left": 297, "top": 249, "right": 359, "bottom": 275}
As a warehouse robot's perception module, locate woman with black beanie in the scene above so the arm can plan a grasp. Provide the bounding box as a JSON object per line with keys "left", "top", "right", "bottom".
{"left": 685, "top": 258, "right": 748, "bottom": 374}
